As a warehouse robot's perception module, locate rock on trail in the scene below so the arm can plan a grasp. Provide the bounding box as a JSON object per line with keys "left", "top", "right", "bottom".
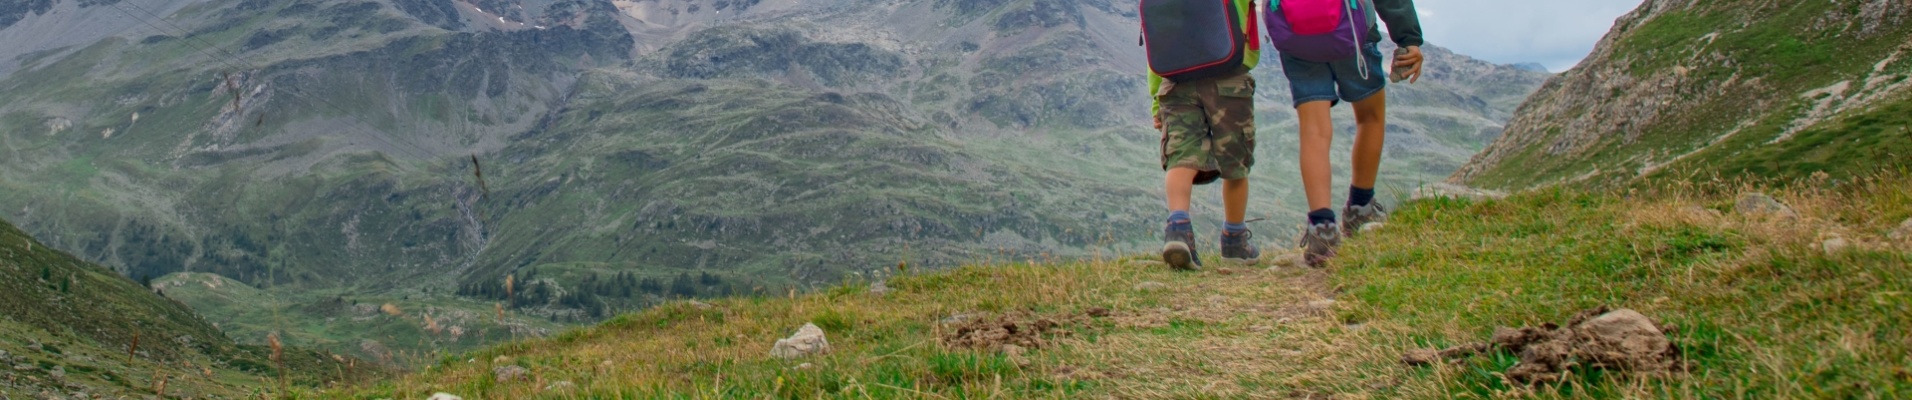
{"left": 770, "top": 323, "right": 831, "bottom": 359}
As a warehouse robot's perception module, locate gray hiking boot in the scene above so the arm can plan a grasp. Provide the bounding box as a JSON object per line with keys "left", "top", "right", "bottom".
{"left": 1162, "top": 221, "right": 1202, "bottom": 271}
{"left": 1299, "top": 222, "right": 1342, "bottom": 267}
{"left": 1342, "top": 202, "right": 1388, "bottom": 238}
{"left": 1220, "top": 229, "right": 1261, "bottom": 265}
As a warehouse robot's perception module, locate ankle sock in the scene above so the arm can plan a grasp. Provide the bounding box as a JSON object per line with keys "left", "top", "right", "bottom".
{"left": 1225, "top": 222, "right": 1247, "bottom": 235}
{"left": 1307, "top": 209, "right": 1336, "bottom": 226}
{"left": 1168, "top": 210, "right": 1191, "bottom": 225}
{"left": 1348, "top": 186, "right": 1375, "bottom": 207}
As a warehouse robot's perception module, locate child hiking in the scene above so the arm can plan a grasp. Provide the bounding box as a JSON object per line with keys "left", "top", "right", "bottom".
{"left": 1139, "top": 0, "right": 1265, "bottom": 270}
{"left": 1264, "top": 0, "right": 1424, "bottom": 266}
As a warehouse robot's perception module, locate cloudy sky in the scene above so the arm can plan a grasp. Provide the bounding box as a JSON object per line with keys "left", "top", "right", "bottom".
{"left": 1407, "top": 0, "right": 1646, "bottom": 71}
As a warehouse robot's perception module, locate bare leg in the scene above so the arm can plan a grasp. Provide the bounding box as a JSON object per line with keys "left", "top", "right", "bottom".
{"left": 1350, "top": 90, "right": 1388, "bottom": 189}
{"left": 1222, "top": 178, "right": 1248, "bottom": 224}
{"left": 1165, "top": 167, "right": 1198, "bottom": 213}
{"left": 1296, "top": 101, "right": 1336, "bottom": 211}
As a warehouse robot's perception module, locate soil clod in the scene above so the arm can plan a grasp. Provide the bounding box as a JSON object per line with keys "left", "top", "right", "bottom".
{"left": 1402, "top": 307, "right": 1682, "bottom": 384}
{"left": 940, "top": 313, "right": 1073, "bottom": 352}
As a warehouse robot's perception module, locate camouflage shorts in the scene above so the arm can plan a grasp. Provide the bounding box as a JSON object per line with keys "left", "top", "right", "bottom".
{"left": 1157, "top": 71, "right": 1257, "bottom": 183}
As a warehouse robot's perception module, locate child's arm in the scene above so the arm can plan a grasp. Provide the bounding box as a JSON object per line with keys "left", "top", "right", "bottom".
{"left": 1148, "top": 71, "right": 1165, "bottom": 118}
{"left": 1371, "top": 0, "right": 1423, "bottom": 48}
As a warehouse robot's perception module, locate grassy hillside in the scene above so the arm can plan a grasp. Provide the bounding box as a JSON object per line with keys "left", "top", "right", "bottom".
{"left": 0, "top": 0, "right": 1546, "bottom": 364}
{"left": 332, "top": 171, "right": 1912, "bottom": 398}
{"left": 1456, "top": 0, "right": 1912, "bottom": 189}
{"left": 0, "top": 217, "right": 380, "bottom": 396}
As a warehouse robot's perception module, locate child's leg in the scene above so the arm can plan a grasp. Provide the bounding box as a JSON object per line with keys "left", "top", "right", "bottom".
{"left": 1350, "top": 90, "right": 1389, "bottom": 190}
{"left": 1296, "top": 100, "right": 1336, "bottom": 211}
{"left": 1222, "top": 178, "right": 1248, "bottom": 224}
{"left": 1165, "top": 168, "right": 1199, "bottom": 213}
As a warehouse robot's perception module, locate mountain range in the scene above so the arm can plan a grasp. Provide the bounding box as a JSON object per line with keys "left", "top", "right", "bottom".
{"left": 0, "top": 0, "right": 1548, "bottom": 364}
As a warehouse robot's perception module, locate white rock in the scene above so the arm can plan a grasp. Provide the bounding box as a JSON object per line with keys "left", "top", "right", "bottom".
{"left": 770, "top": 323, "right": 831, "bottom": 359}
{"left": 544, "top": 381, "right": 577, "bottom": 392}
{"left": 1734, "top": 192, "right": 1797, "bottom": 218}
{"left": 1307, "top": 299, "right": 1337, "bottom": 310}
{"left": 869, "top": 281, "right": 892, "bottom": 295}
{"left": 427, "top": 393, "right": 464, "bottom": 400}
{"left": 1891, "top": 219, "right": 1912, "bottom": 241}
{"left": 1822, "top": 237, "right": 1851, "bottom": 254}
{"left": 1133, "top": 281, "right": 1168, "bottom": 292}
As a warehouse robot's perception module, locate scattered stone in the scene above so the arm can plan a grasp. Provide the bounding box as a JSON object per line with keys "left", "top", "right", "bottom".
{"left": 869, "top": 280, "right": 892, "bottom": 296}
{"left": 1891, "top": 219, "right": 1912, "bottom": 241}
{"left": 1411, "top": 183, "right": 1508, "bottom": 201}
{"left": 770, "top": 323, "right": 831, "bottom": 359}
{"left": 1822, "top": 237, "right": 1851, "bottom": 254}
{"left": 1404, "top": 307, "right": 1680, "bottom": 384}
{"left": 1133, "top": 281, "right": 1168, "bottom": 292}
{"left": 427, "top": 393, "right": 465, "bottom": 400}
{"left": 544, "top": 381, "right": 577, "bottom": 392}
{"left": 27, "top": 343, "right": 41, "bottom": 352}
{"left": 14, "top": 363, "right": 36, "bottom": 372}
{"left": 1734, "top": 192, "right": 1798, "bottom": 219}
{"left": 0, "top": 349, "right": 8, "bottom": 361}
{"left": 794, "top": 363, "right": 816, "bottom": 370}
{"left": 1124, "top": 260, "right": 1167, "bottom": 269}
{"left": 49, "top": 366, "right": 63, "bottom": 380}
{"left": 492, "top": 365, "right": 529, "bottom": 382}
{"left": 686, "top": 301, "right": 714, "bottom": 310}
{"left": 1306, "top": 299, "right": 1337, "bottom": 310}
{"left": 1085, "top": 307, "right": 1111, "bottom": 318}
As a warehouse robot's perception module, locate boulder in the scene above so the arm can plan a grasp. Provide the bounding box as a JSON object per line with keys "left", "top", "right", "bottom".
{"left": 1891, "top": 218, "right": 1912, "bottom": 241}
{"left": 1734, "top": 192, "right": 1797, "bottom": 218}
{"left": 493, "top": 365, "right": 529, "bottom": 382}
{"left": 770, "top": 323, "right": 831, "bottom": 359}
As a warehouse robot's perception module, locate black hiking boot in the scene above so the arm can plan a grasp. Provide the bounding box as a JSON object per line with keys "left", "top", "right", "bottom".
{"left": 1341, "top": 202, "right": 1388, "bottom": 238}
{"left": 1299, "top": 222, "right": 1342, "bottom": 268}
{"left": 1220, "top": 229, "right": 1261, "bottom": 265}
{"left": 1162, "top": 221, "right": 1202, "bottom": 271}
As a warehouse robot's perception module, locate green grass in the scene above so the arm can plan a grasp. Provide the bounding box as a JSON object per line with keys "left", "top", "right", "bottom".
{"left": 331, "top": 171, "right": 1912, "bottom": 398}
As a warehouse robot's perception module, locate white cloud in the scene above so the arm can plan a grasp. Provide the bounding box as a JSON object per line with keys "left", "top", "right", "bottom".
{"left": 1401, "top": 0, "right": 1644, "bottom": 72}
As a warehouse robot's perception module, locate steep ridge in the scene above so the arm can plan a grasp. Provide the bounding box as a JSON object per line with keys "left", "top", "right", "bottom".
{"left": 1454, "top": 0, "right": 1912, "bottom": 189}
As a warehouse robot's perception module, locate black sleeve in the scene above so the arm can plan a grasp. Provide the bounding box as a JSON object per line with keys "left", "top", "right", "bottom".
{"left": 1372, "top": 0, "right": 1424, "bottom": 47}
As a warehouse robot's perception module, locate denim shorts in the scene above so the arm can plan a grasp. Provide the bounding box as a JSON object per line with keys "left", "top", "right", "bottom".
{"left": 1278, "top": 42, "right": 1387, "bottom": 107}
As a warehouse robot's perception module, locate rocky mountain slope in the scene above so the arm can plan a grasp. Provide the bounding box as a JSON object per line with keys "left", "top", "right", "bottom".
{"left": 0, "top": 0, "right": 1546, "bottom": 362}
{"left": 1454, "top": 0, "right": 1912, "bottom": 189}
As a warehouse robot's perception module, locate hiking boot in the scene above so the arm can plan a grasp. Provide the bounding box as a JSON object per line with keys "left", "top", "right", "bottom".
{"left": 1298, "top": 223, "right": 1342, "bottom": 267}
{"left": 1342, "top": 202, "right": 1388, "bottom": 238}
{"left": 1220, "top": 229, "right": 1261, "bottom": 265}
{"left": 1162, "top": 221, "right": 1202, "bottom": 271}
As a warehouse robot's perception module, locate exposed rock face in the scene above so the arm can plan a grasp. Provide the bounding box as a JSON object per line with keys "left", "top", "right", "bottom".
{"left": 1454, "top": 0, "right": 1912, "bottom": 189}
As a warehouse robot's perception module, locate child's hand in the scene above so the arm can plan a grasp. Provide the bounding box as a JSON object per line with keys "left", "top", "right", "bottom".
{"left": 1393, "top": 46, "right": 1424, "bottom": 84}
